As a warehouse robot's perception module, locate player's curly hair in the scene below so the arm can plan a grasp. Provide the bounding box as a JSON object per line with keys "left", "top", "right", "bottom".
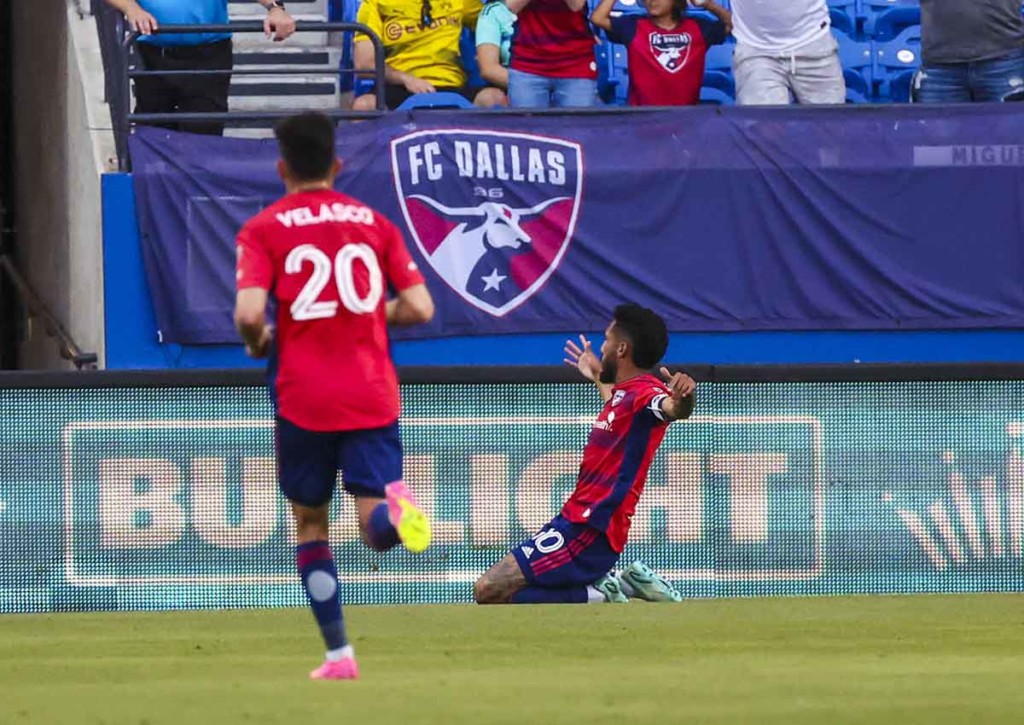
{"left": 274, "top": 112, "right": 336, "bottom": 182}
{"left": 613, "top": 304, "right": 668, "bottom": 369}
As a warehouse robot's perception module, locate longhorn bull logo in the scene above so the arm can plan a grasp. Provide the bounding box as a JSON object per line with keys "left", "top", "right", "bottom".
{"left": 391, "top": 130, "right": 584, "bottom": 317}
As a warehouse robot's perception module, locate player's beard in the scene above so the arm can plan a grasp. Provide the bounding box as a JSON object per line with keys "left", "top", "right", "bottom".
{"left": 599, "top": 356, "right": 617, "bottom": 384}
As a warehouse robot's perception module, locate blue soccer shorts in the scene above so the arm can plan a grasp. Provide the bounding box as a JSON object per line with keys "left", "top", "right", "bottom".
{"left": 511, "top": 515, "right": 620, "bottom": 588}
{"left": 275, "top": 416, "right": 403, "bottom": 507}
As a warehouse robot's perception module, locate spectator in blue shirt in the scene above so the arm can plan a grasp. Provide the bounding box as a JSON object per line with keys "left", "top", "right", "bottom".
{"left": 474, "top": 0, "right": 515, "bottom": 106}
{"left": 105, "top": 0, "right": 296, "bottom": 135}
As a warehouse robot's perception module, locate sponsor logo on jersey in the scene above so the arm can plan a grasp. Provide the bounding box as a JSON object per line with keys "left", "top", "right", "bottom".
{"left": 650, "top": 31, "right": 692, "bottom": 73}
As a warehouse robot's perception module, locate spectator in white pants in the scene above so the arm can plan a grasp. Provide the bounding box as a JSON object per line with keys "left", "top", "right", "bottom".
{"left": 726, "top": 0, "right": 845, "bottom": 105}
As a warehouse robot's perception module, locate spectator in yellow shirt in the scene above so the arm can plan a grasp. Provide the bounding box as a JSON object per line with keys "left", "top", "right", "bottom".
{"left": 353, "top": 0, "right": 489, "bottom": 109}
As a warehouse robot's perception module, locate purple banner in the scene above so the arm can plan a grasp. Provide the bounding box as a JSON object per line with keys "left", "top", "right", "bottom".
{"left": 129, "top": 106, "right": 1024, "bottom": 344}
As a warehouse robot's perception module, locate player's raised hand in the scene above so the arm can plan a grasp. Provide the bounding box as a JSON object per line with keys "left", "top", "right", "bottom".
{"left": 564, "top": 334, "right": 601, "bottom": 382}
{"left": 660, "top": 366, "right": 696, "bottom": 401}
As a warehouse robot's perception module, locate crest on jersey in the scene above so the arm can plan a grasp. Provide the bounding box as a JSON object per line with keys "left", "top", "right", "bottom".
{"left": 390, "top": 129, "right": 583, "bottom": 317}
{"left": 612, "top": 390, "right": 626, "bottom": 406}
{"left": 650, "top": 32, "right": 693, "bottom": 73}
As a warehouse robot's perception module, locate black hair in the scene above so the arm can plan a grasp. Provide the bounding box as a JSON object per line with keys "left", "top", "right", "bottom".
{"left": 670, "top": 0, "right": 687, "bottom": 21}
{"left": 273, "top": 112, "right": 336, "bottom": 182}
{"left": 613, "top": 303, "right": 668, "bottom": 369}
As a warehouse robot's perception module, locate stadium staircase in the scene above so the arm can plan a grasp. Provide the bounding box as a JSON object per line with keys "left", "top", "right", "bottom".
{"left": 226, "top": 0, "right": 341, "bottom": 137}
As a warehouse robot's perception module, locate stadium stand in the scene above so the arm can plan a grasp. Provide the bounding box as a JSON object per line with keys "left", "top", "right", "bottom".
{"left": 104, "top": 0, "right": 934, "bottom": 131}
{"left": 873, "top": 23, "right": 921, "bottom": 102}
{"left": 836, "top": 30, "right": 873, "bottom": 103}
{"left": 378, "top": 0, "right": 925, "bottom": 107}
{"left": 226, "top": 0, "right": 339, "bottom": 135}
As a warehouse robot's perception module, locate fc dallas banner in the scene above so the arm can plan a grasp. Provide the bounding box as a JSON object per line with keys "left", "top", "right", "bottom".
{"left": 128, "top": 106, "right": 1024, "bottom": 344}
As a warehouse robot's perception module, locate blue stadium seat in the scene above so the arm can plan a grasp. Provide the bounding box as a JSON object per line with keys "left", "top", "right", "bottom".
{"left": 602, "top": 42, "right": 629, "bottom": 105}
{"left": 595, "top": 42, "right": 617, "bottom": 104}
{"left": 874, "top": 24, "right": 921, "bottom": 102}
{"left": 703, "top": 41, "right": 735, "bottom": 97}
{"left": 397, "top": 91, "right": 475, "bottom": 110}
{"left": 699, "top": 86, "right": 734, "bottom": 105}
{"left": 337, "top": 0, "right": 360, "bottom": 93}
{"left": 865, "top": 2, "right": 920, "bottom": 41}
{"left": 610, "top": 0, "right": 646, "bottom": 15}
{"left": 829, "top": 5, "right": 858, "bottom": 38}
{"left": 835, "top": 30, "right": 873, "bottom": 101}
{"left": 354, "top": 77, "right": 374, "bottom": 97}
{"left": 461, "top": 27, "right": 485, "bottom": 90}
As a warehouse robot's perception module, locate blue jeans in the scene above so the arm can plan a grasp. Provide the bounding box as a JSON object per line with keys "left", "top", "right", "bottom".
{"left": 916, "top": 47, "right": 1024, "bottom": 103}
{"left": 507, "top": 68, "right": 598, "bottom": 108}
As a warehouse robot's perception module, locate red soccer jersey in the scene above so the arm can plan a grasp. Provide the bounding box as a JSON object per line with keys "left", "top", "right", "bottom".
{"left": 509, "top": 0, "right": 597, "bottom": 79}
{"left": 607, "top": 14, "right": 727, "bottom": 106}
{"left": 235, "top": 189, "right": 425, "bottom": 432}
{"left": 561, "top": 373, "right": 672, "bottom": 552}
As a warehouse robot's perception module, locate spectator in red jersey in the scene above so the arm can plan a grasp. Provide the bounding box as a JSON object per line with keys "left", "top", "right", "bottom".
{"left": 506, "top": 0, "right": 600, "bottom": 107}
{"left": 591, "top": 0, "right": 730, "bottom": 106}
{"left": 473, "top": 305, "right": 697, "bottom": 605}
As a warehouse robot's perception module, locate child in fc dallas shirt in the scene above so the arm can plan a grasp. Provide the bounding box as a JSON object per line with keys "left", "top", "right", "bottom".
{"left": 592, "top": 0, "right": 731, "bottom": 106}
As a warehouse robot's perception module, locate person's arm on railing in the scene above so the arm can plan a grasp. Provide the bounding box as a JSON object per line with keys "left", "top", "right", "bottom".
{"left": 104, "top": 0, "right": 158, "bottom": 35}
{"left": 354, "top": 39, "right": 437, "bottom": 94}
{"left": 254, "top": 0, "right": 297, "bottom": 41}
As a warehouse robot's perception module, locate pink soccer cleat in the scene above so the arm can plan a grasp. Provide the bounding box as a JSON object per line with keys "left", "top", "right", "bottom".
{"left": 385, "top": 480, "right": 432, "bottom": 554}
{"left": 309, "top": 657, "right": 360, "bottom": 680}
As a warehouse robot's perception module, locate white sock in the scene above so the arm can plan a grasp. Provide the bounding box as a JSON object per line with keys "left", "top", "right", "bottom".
{"left": 326, "top": 644, "right": 354, "bottom": 662}
{"left": 586, "top": 585, "right": 606, "bottom": 603}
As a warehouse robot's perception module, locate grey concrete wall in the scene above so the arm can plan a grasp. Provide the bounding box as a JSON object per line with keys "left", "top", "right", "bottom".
{"left": 13, "top": 0, "right": 111, "bottom": 369}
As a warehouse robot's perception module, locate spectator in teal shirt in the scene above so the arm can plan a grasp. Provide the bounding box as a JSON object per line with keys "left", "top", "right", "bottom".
{"left": 475, "top": 0, "right": 516, "bottom": 106}
{"left": 105, "top": 0, "right": 296, "bottom": 134}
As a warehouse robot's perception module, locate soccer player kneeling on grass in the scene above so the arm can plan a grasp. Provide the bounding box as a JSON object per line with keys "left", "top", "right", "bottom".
{"left": 474, "top": 305, "right": 695, "bottom": 605}
{"left": 234, "top": 112, "right": 435, "bottom": 680}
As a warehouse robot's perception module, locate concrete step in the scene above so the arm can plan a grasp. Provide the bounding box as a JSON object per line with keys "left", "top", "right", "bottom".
{"left": 229, "top": 15, "right": 330, "bottom": 47}
{"left": 228, "top": 93, "right": 340, "bottom": 111}
{"left": 228, "top": 0, "right": 328, "bottom": 17}
{"left": 233, "top": 46, "right": 341, "bottom": 71}
{"left": 228, "top": 74, "right": 339, "bottom": 111}
{"left": 224, "top": 126, "right": 276, "bottom": 139}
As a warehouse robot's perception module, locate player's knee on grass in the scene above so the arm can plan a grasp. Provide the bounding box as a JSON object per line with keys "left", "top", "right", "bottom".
{"left": 474, "top": 554, "right": 528, "bottom": 603}
{"left": 473, "top": 575, "right": 506, "bottom": 604}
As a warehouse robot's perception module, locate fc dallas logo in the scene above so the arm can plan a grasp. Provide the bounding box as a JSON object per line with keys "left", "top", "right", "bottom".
{"left": 390, "top": 129, "right": 583, "bottom": 317}
{"left": 650, "top": 31, "right": 692, "bottom": 73}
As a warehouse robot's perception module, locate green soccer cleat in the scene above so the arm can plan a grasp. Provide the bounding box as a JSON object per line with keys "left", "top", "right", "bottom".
{"left": 619, "top": 560, "right": 683, "bottom": 603}
{"left": 593, "top": 573, "right": 629, "bottom": 603}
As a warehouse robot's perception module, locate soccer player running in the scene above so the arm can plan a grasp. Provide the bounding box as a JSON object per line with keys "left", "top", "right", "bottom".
{"left": 234, "top": 112, "right": 435, "bottom": 680}
{"left": 474, "top": 304, "right": 696, "bottom": 605}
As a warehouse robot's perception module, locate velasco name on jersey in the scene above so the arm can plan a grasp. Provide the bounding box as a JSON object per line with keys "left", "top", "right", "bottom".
{"left": 275, "top": 203, "right": 375, "bottom": 229}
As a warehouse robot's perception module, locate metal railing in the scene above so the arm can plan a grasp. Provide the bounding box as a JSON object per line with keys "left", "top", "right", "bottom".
{"left": 0, "top": 255, "right": 98, "bottom": 370}
{"left": 92, "top": 0, "right": 132, "bottom": 166}
{"left": 91, "top": 11, "right": 388, "bottom": 170}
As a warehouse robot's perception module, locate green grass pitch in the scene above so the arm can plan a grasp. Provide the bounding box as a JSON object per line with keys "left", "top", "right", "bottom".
{"left": 2, "top": 594, "right": 1024, "bottom": 724}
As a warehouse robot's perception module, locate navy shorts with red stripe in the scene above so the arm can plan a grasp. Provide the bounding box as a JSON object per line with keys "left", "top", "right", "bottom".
{"left": 511, "top": 515, "right": 620, "bottom": 588}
